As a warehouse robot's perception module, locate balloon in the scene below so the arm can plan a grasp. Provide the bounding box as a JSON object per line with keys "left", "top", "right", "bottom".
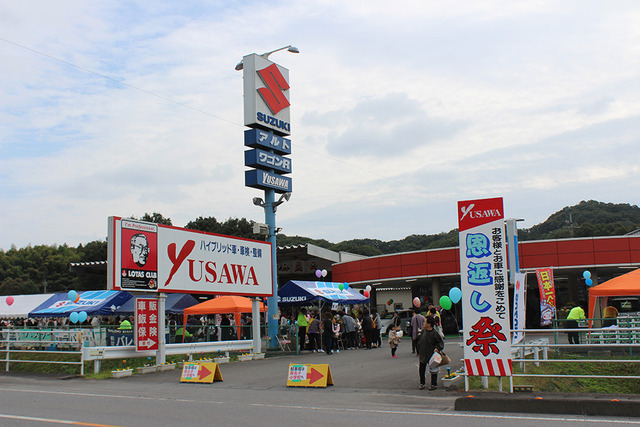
{"left": 449, "top": 287, "right": 462, "bottom": 304}
{"left": 389, "top": 299, "right": 393, "bottom": 304}
{"left": 67, "top": 290, "right": 78, "bottom": 302}
{"left": 69, "top": 312, "right": 79, "bottom": 323}
{"left": 583, "top": 271, "right": 591, "bottom": 280}
{"left": 6, "top": 296, "right": 14, "bottom": 306}
{"left": 74, "top": 295, "right": 80, "bottom": 303}
{"left": 78, "top": 311, "right": 88, "bottom": 322}
{"left": 315, "top": 270, "right": 322, "bottom": 278}
{"left": 365, "top": 285, "right": 372, "bottom": 292}
{"left": 321, "top": 269, "right": 328, "bottom": 277}
{"left": 338, "top": 283, "right": 344, "bottom": 291}
{"left": 343, "top": 282, "right": 349, "bottom": 290}
{"left": 387, "top": 300, "right": 392, "bottom": 305}
{"left": 413, "top": 297, "right": 421, "bottom": 307}
{"left": 439, "top": 296, "right": 452, "bottom": 310}
{"left": 363, "top": 290, "right": 370, "bottom": 298}
{"left": 586, "top": 278, "right": 593, "bottom": 286}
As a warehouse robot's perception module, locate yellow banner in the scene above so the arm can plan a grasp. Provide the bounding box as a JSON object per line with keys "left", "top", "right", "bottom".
{"left": 180, "top": 362, "right": 223, "bottom": 384}
{"left": 286, "top": 364, "right": 333, "bottom": 388}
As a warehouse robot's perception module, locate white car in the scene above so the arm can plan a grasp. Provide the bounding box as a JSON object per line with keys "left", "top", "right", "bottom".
{"left": 379, "top": 309, "right": 413, "bottom": 336}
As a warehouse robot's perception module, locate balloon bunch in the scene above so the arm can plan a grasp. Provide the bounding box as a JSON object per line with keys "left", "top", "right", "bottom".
{"left": 338, "top": 282, "right": 349, "bottom": 291}
{"left": 364, "top": 285, "right": 371, "bottom": 298}
{"left": 70, "top": 311, "right": 88, "bottom": 324}
{"left": 583, "top": 270, "right": 593, "bottom": 287}
{"left": 67, "top": 290, "right": 80, "bottom": 303}
{"left": 439, "top": 287, "right": 462, "bottom": 310}
{"left": 315, "top": 269, "right": 328, "bottom": 279}
{"left": 386, "top": 299, "right": 394, "bottom": 306}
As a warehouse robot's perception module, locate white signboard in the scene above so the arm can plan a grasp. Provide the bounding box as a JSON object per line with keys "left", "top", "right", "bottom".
{"left": 458, "top": 197, "right": 512, "bottom": 377}
{"left": 242, "top": 53, "right": 291, "bottom": 136}
{"left": 108, "top": 217, "right": 273, "bottom": 296}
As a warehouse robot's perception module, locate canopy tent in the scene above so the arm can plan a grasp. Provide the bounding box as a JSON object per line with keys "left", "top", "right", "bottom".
{"left": 277, "top": 280, "right": 369, "bottom": 305}
{"left": 589, "top": 268, "right": 640, "bottom": 320}
{"left": 29, "top": 290, "right": 133, "bottom": 318}
{"left": 1, "top": 294, "right": 57, "bottom": 319}
{"left": 115, "top": 293, "right": 199, "bottom": 315}
{"left": 183, "top": 295, "right": 266, "bottom": 340}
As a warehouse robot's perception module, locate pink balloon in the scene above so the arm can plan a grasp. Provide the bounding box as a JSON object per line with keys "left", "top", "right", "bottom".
{"left": 413, "top": 297, "right": 421, "bottom": 308}
{"left": 6, "top": 296, "right": 14, "bottom": 306}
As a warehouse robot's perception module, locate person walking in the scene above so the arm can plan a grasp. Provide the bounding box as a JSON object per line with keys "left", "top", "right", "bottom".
{"left": 388, "top": 326, "right": 401, "bottom": 358}
{"left": 417, "top": 316, "right": 444, "bottom": 390}
{"left": 296, "top": 308, "right": 309, "bottom": 351}
{"left": 410, "top": 308, "right": 426, "bottom": 355}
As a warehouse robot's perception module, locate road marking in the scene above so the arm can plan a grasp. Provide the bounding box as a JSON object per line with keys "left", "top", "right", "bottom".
{"left": 0, "top": 413, "right": 122, "bottom": 426}
{"left": 1, "top": 387, "right": 638, "bottom": 424}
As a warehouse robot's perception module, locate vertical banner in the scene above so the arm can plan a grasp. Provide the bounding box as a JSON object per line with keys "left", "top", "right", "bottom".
{"left": 135, "top": 297, "right": 159, "bottom": 351}
{"left": 512, "top": 272, "right": 527, "bottom": 345}
{"left": 458, "top": 197, "right": 512, "bottom": 377}
{"left": 536, "top": 268, "right": 556, "bottom": 327}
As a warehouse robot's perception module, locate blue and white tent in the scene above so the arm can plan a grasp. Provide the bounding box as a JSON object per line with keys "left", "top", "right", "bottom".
{"left": 278, "top": 281, "right": 369, "bottom": 305}
{"left": 29, "top": 290, "right": 133, "bottom": 317}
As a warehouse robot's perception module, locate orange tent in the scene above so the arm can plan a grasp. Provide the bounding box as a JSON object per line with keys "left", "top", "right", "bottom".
{"left": 588, "top": 268, "right": 640, "bottom": 320}
{"left": 183, "top": 296, "right": 265, "bottom": 341}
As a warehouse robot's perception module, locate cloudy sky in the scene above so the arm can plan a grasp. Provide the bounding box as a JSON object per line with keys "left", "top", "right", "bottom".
{"left": 1, "top": 1, "right": 639, "bottom": 250}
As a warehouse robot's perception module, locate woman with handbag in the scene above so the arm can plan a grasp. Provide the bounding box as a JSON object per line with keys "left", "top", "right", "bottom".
{"left": 416, "top": 315, "right": 445, "bottom": 390}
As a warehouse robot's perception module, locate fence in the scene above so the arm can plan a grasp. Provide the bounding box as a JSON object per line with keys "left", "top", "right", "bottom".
{"left": 1, "top": 329, "right": 85, "bottom": 375}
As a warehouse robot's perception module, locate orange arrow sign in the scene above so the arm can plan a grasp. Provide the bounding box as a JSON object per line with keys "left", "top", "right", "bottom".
{"left": 198, "top": 365, "right": 212, "bottom": 380}
{"left": 308, "top": 367, "right": 324, "bottom": 384}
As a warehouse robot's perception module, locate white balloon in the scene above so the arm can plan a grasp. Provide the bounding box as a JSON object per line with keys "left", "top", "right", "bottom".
{"left": 321, "top": 269, "right": 328, "bottom": 277}
{"left": 365, "top": 285, "right": 372, "bottom": 292}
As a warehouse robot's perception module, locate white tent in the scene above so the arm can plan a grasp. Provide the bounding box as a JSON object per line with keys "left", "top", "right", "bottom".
{"left": 0, "top": 294, "right": 56, "bottom": 319}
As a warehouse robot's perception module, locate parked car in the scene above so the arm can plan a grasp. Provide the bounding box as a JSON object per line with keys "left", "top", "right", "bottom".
{"left": 379, "top": 309, "right": 413, "bottom": 336}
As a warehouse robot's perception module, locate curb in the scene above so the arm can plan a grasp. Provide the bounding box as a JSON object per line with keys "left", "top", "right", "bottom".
{"left": 455, "top": 393, "right": 640, "bottom": 417}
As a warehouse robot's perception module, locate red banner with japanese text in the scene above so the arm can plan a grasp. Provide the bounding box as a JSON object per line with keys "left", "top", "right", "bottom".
{"left": 535, "top": 268, "right": 556, "bottom": 327}
{"left": 135, "top": 297, "right": 159, "bottom": 351}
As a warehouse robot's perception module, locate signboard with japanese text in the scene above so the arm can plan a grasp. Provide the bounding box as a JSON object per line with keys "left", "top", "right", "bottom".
{"left": 286, "top": 363, "right": 333, "bottom": 388}
{"left": 120, "top": 220, "right": 158, "bottom": 290}
{"left": 245, "top": 169, "right": 292, "bottom": 194}
{"left": 135, "top": 297, "right": 159, "bottom": 351}
{"left": 244, "top": 129, "right": 291, "bottom": 155}
{"left": 536, "top": 268, "right": 556, "bottom": 327}
{"left": 180, "top": 362, "right": 223, "bottom": 384}
{"left": 108, "top": 217, "right": 273, "bottom": 296}
{"left": 458, "top": 197, "right": 512, "bottom": 377}
{"left": 244, "top": 148, "right": 292, "bottom": 174}
{"left": 512, "top": 272, "right": 527, "bottom": 345}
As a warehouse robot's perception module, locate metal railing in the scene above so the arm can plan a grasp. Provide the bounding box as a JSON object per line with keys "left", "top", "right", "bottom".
{"left": 2, "top": 329, "right": 85, "bottom": 375}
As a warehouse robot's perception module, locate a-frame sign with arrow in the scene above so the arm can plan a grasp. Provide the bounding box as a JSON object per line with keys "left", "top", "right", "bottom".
{"left": 180, "top": 362, "right": 223, "bottom": 384}
{"left": 286, "top": 364, "right": 333, "bottom": 388}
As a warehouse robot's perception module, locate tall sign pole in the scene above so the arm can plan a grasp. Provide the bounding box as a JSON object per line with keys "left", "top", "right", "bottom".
{"left": 240, "top": 48, "right": 296, "bottom": 348}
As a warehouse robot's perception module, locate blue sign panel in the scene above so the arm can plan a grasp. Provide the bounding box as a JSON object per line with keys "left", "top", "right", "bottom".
{"left": 245, "top": 169, "right": 292, "bottom": 193}
{"left": 244, "top": 129, "right": 291, "bottom": 155}
{"left": 244, "top": 149, "right": 292, "bottom": 174}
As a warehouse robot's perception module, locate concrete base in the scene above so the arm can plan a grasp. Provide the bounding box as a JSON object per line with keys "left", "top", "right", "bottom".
{"left": 455, "top": 392, "right": 640, "bottom": 417}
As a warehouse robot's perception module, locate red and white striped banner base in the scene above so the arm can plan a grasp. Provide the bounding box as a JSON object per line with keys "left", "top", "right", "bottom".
{"left": 465, "top": 358, "right": 513, "bottom": 377}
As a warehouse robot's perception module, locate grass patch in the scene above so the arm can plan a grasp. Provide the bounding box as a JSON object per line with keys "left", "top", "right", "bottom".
{"left": 467, "top": 352, "right": 640, "bottom": 394}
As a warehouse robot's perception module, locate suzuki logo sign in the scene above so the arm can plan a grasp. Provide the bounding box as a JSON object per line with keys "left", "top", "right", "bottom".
{"left": 242, "top": 54, "right": 291, "bottom": 136}
{"left": 257, "top": 64, "right": 290, "bottom": 115}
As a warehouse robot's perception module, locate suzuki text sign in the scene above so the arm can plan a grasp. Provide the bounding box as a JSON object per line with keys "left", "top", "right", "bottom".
{"left": 458, "top": 197, "right": 512, "bottom": 377}
{"left": 108, "top": 217, "right": 273, "bottom": 296}
{"left": 242, "top": 54, "right": 291, "bottom": 136}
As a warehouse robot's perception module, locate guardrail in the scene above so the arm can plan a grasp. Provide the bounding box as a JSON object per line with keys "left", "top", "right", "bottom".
{"left": 83, "top": 339, "right": 256, "bottom": 373}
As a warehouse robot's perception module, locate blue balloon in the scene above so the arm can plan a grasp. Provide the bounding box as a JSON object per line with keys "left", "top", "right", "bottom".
{"left": 449, "top": 287, "right": 462, "bottom": 304}
{"left": 343, "top": 282, "right": 349, "bottom": 290}
{"left": 78, "top": 311, "right": 88, "bottom": 322}
{"left": 586, "top": 278, "right": 593, "bottom": 287}
{"left": 583, "top": 271, "right": 591, "bottom": 280}
{"left": 69, "top": 312, "right": 79, "bottom": 323}
{"left": 67, "top": 290, "right": 78, "bottom": 302}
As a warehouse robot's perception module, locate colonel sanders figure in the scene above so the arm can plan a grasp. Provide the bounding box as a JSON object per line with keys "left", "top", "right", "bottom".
{"left": 130, "top": 233, "right": 150, "bottom": 267}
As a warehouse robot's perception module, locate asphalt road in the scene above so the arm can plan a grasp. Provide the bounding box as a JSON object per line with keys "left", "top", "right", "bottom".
{"left": 0, "top": 336, "right": 638, "bottom": 426}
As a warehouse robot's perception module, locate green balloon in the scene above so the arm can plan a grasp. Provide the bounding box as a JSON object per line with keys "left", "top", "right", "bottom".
{"left": 439, "top": 295, "right": 452, "bottom": 310}
{"left": 389, "top": 299, "right": 394, "bottom": 304}
{"left": 338, "top": 283, "right": 344, "bottom": 291}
